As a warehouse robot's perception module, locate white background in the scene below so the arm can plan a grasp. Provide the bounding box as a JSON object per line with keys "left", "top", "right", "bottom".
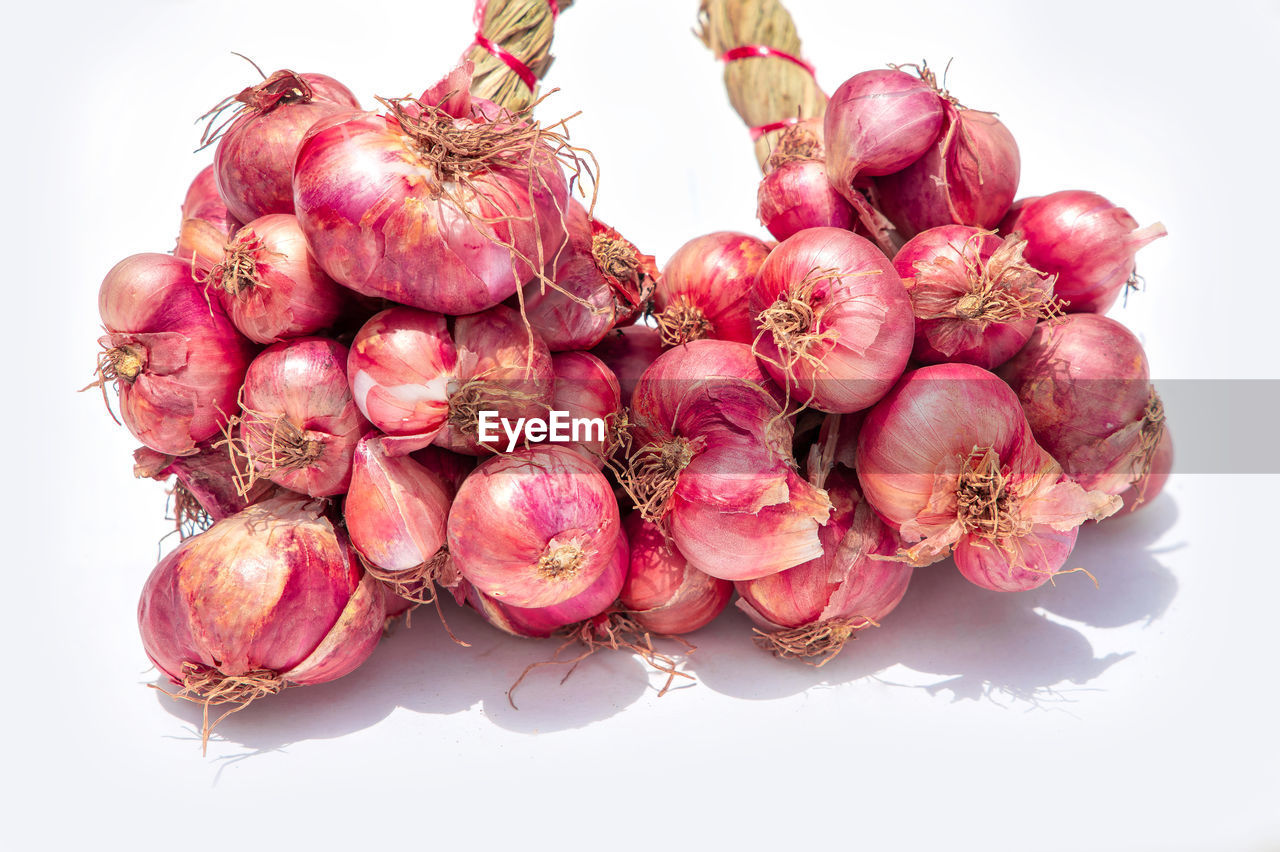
{"left": 4, "top": 1, "right": 1277, "bottom": 849}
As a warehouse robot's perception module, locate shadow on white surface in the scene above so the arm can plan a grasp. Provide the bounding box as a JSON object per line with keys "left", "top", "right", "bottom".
{"left": 687, "top": 493, "right": 1180, "bottom": 703}
{"left": 153, "top": 601, "right": 654, "bottom": 756}
{"left": 154, "top": 495, "right": 1179, "bottom": 756}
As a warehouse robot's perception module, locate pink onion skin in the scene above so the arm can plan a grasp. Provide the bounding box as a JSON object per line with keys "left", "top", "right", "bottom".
{"left": 447, "top": 445, "right": 620, "bottom": 608}
{"left": 189, "top": 214, "right": 347, "bottom": 345}
{"left": 629, "top": 340, "right": 832, "bottom": 580}
{"left": 750, "top": 227, "right": 915, "bottom": 413}
{"left": 214, "top": 73, "right": 360, "bottom": 225}
{"left": 97, "top": 253, "right": 256, "bottom": 456}
{"left": 1114, "top": 427, "right": 1173, "bottom": 515}
{"left": 758, "top": 161, "right": 855, "bottom": 241}
{"left": 875, "top": 107, "right": 1020, "bottom": 240}
{"left": 737, "top": 468, "right": 911, "bottom": 628}
{"left": 590, "top": 325, "right": 663, "bottom": 405}
{"left": 240, "top": 337, "right": 368, "bottom": 497}
{"left": 998, "top": 314, "right": 1162, "bottom": 496}
{"left": 412, "top": 446, "right": 476, "bottom": 500}
{"left": 178, "top": 164, "right": 238, "bottom": 242}
{"left": 134, "top": 443, "right": 277, "bottom": 522}
{"left": 1000, "top": 190, "right": 1167, "bottom": 314}
{"left": 138, "top": 496, "right": 385, "bottom": 689}
{"left": 551, "top": 352, "right": 621, "bottom": 466}
{"left": 856, "top": 363, "right": 1120, "bottom": 591}
{"left": 347, "top": 305, "right": 554, "bottom": 455}
{"left": 292, "top": 99, "right": 568, "bottom": 315}
{"left": 823, "top": 69, "right": 945, "bottom": 204}
{"left": 520, "top": 200, "right": 614, "bottom": 351}
{"left": 344, "top": 434, "right": 451, "bottom": 574}
{"left": 893, "top": 225, "right": 1051, "bottom": 369}
{"left": 621, "top": 514, "right": 733, "bottom": 635}
{"left": 653, "top": 232, "right": 771, "bottom": 346}
{"left": 467, "top": 532, "right": 629, "bottom": 639}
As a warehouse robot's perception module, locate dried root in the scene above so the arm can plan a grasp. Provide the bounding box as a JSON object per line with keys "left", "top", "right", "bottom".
{"left": 169, "top": 481, "right": 214, "bottom": 541}
{"left": 507, "top": 613, "right": 695, "bottom": 709}
{"left": 199, "top": 63, "right": 314, "bottom": 149}
{"left": 752, "top": 615, "right": 879, "bottom": 666}
{"left": 152, "top": 662, "right": 285, "bottom": 755}
{"left": 360, "top": 548, "right": 470, "bottom": 648}
{"left": 911, "top": 234, "right": 1064, "bottom": 326}
{"left": 217, "top": 389, "right": 321, "bottom": 498}
{"left": 620, "top": 435, "right": 705, "bottom": 526}
{"left": 1132, "top": 389, "right": 1166, "bottom": 503}
{"left": 655, "top": 299, "right": 714, "bottom": 346}
{"left": 956, "top": 446, "right": 1027, "bottom": 543}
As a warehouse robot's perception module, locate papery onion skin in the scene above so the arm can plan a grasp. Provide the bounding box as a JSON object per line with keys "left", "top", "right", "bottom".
{"left": 521, "top": 200, "right": 616, "bottom": 351}
{"left": 749, "top": 227, "right": 915, "bottom": 413}
{"left": 893, "top": 225, "right": 1055, "bottom": 369}
{"left": 467, "top": 532, "right": 629, "bottom": 639}
{"left": 736, "top": 468, "right": 910, "bottom": 629}
{"left": 138, "top": 495, "right": 385, "bottom": 691}
{"left": 876, "top": 107, "right": 1020, "bottom": 240}
{"left": 758, "top": 161, "right": 854, "bottom": 242}
{"left": 590, "top": 325, "right": 663, "bottom": 405}
{"left": 97, "top": 253, "right": 256, "bottom": 456}
{"left": 856, "top": 363, "right": 1120, "bottom": 591}
{"left": 653, "top": 232, "right": 771, "bottom": 347}
{"left": 344, "top": 434, "right": 451, "bottom": 575}
{"left": 214, "top": 72, "right": 360, "bottom": 224}
{"left": 629, "top": 340, "right": 832, "bottom": 580}
{"left": 551, "top": 352, "right": 622, "bottom": 466}
{"left": 620, "top": 513, "right": 732, "bottom": 635}
{"left": 823, "top": 69, "right": 945, "bottom": 205}
{"left": 293, "top": 87, "right": 568, "bottom": 315}
{"left": 191, "top": 214, "right": 347, "bottom": 345}
{"left": 133, "top": 443, "right": 277, "bottom": 522}
{"left": 240, "top": 337, "right": 368, "bottom": 497}
{"left": 447, "top": 445, "right": 620, "bottom": 608}
{"left": 998, "top": 314, "right": 1164, "bottom": 496}
{"left": 1000, "top": 190, "right": 1167, "bottom": 314}
{"left": 346, "top": 305, "right": 554, "bottom": 455}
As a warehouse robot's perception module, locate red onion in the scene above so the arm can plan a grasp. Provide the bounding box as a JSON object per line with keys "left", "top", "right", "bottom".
{"left": 344, "top": 434, "right": 452, "bottom": 600}
{"left": 347, "top": 305, "right": 554, "bottom": 455}
{"left": 467, "top": 532, "right": 628, "bottom": 639}
{"left": 823, "top": 68, "right": 945, "bottom": 204}
{"left": 207, "top": 69, "right": 360, "bottom": 224}
{"left": 184, "top": 214, "right": 347, "bottom": 344}
{"left": 627, "top": 339, "right": 831, "bottom": 580}
{"left": 856, "top": 363, "right": 1120, "bottom": 591}
{"left": 876, "top": 104, "right": 1020, "bottom": 240}
{"left": 759, "top": 161, "right": 855, "bottom": 242}
{"left": 652, "top": 232, "right": 771, "bottom": 346}
{"left": 293, "top": 68, "right": 570, "bottom": 315}
{"left": 1000, "top": 190, "right": 1167, "bottom": 314}
{"left": 139, "top": 495, "right": 385, "bottom": 748}
{"left": 893, "top": 226, "right": 1059, "bottom": 369}
{"left": 620, "top": 513, "right": 732, "bottom": 635}
{"left": 757, "top": 120, "right": 854, "bottom": 241}
{"left": 234, "top": 337, "right": 368, "bottom": 497}
{"left": 178, "top": 165, "right": 238, "bottom": 241}
{"left": 518, "top": 200, "right": 657, "bottom": 350}
{"left": 95, "top": 253, "right": 255, "bottom": 456}
{"left": 447, "top": 445, "right": 620, "bottom": 608}
{"left": 999, "top": 314, "right": 1168, "bottom": 498}
{"left": 749, "top": 227, "right": 914, "bottom": 413}
{"left": 590, "top": 325, "right": 664, "bottom": 404}
{"left": 737, "top": 467, "right": 911, "bottom": 660}
{"left": 133, "top": 443, "right": 277, "bottom": 536}
{"left": 551, "top": 352, "right": 622, "bottom": 466}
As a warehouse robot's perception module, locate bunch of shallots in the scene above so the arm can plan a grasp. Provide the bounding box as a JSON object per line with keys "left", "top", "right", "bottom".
{"left": 92, "top": 4, "right": 1171, "bottom": 752}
